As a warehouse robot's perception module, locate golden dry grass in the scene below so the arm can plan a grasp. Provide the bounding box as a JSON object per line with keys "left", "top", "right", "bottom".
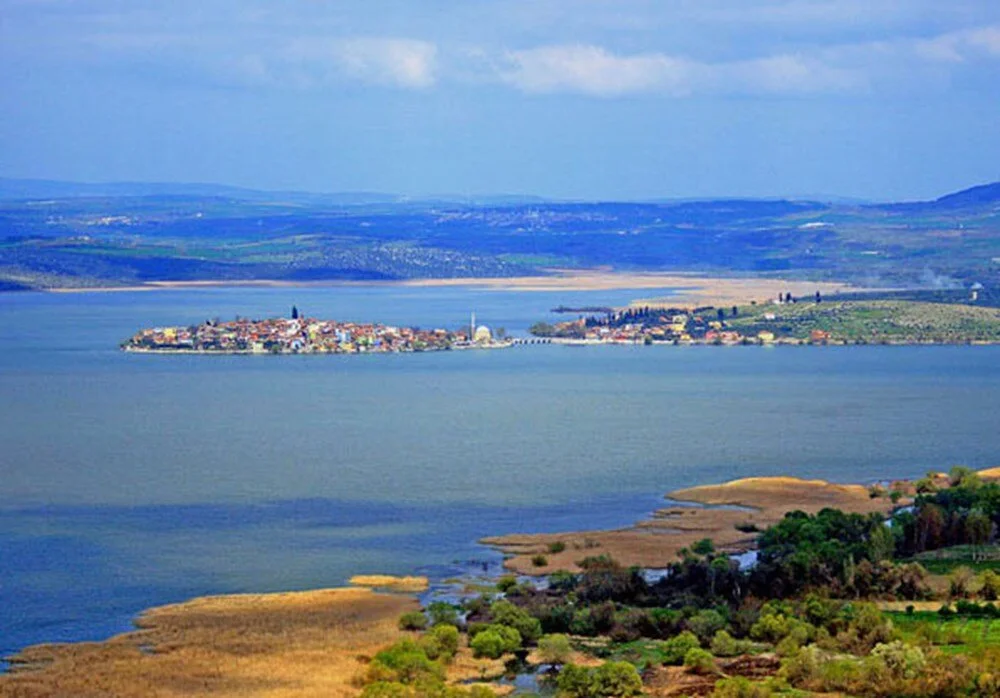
{"left": 50, "top": 271, "right": 860, "bottom": 308}
{"left": 0, "top": 587, "right": 416, "bottom": 698}
{"left": 877, "top": 601, "right": 947, "bottom": 613}
{"left": 348, "top": 575, "right": 429, "bottom": 592}
{"left": 486, "top": 476, "right": 896, "bottom": 575}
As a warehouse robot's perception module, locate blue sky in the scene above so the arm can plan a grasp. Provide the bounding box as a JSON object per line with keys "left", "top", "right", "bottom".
{"left": 1, "top": 0, "right": 998, "bottom": 200}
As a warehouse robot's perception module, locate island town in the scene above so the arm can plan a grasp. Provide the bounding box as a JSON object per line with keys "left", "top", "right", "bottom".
{"left": 121, "top": 309, "right": 512, "bottom": 354}
{"left": 121, "top": 286, "right": 1000, "bottom": 354}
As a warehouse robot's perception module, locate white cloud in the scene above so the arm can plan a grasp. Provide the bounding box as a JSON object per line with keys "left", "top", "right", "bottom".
{"left": 495, "top": 44, "right": 861, "bottom": 97}
{"left": 499, "top": 45, "right": 695, "bottom": 96}
{"left": 285, "top": 38, "right": 438, "bottom": 89}
{"left": 915, "top": 25, "right": 1000, "bottom": 63}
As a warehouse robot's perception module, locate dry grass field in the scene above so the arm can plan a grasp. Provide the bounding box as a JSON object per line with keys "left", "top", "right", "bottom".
{"left": 485, "top": 476, "right": 897, "bottom": 575}
{"left": 348, "top": 575, "right": 429, "bottom": 592}
{"left": 0, "top": 587, "right": 416, "bottom": 698}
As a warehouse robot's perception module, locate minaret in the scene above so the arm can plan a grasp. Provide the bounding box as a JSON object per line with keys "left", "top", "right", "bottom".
{"left": 470, "top": 311, "right": 476, "bottom": 340}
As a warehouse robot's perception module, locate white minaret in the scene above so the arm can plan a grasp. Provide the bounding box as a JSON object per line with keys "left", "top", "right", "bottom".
{"left": 470, "top": 311, "right": 476, "bottom": 340}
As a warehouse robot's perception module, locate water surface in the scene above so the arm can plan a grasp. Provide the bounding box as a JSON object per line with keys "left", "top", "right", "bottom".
{"left": 2, "top": 286, "right": 999, "bottom": 658}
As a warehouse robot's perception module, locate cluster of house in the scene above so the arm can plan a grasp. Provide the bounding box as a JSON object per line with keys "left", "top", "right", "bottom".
{"left": 537, "top": 311, "right": 832, "bottom": 346}
{"left": 122, "top": 316, "right": 505, "bottom": 354}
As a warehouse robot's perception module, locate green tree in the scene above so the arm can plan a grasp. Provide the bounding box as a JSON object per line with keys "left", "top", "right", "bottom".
{"left": 965, "top": 511, "right": 992, "bottom": 559}
{"left": 420, "top": 624, "right": 460, "bottom": 661}
{"left": 590, "top": 662, "right": 643, "bottom": 698}
{"left": 867, "top": 524, "right": 896, "bottom": 563}
{"left": 367, "top": 640, "right": 444, "bottom": 685}
{"left": 490, "top": 599, "right": 542, "bottom": 644}
{"left": 692, "top": 538, "right": 715, "bottom": 556}
{"left": 687, "top": 609, "right": 726, "bottom": 644}
{"left": 684, "top": 648, "right": 717, "bottom": 675}
{"left": 470, "top": 625, "right": 521, "bottom": 659}
{"left": 427, "top": 602, "right": 461, "bottom": 627}
{"left": 538, "top": 633, "right": 573, "bottom": 665}
{"left": 398, "top": 612, "right": 428, "bottom": 631}
{"left": 980, "top": 570, "right": 1000, "bottom": 601}
{"left": 662, "top": 631, "right": 701, "bottom": 665}
{"left": 949, "top": 566, "right": 975, "bottom": 599}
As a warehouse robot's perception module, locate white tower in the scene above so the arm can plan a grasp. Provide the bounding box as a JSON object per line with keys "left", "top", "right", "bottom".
{"left": 470, "top": 312, "right": 476, "bottom": 340}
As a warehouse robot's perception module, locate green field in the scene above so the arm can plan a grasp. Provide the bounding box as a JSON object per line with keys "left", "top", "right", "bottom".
{"left": 889, "top": 611, "right": 1000, "bottom": 654}
{"left": 727, "top": 299, "right": 1000, "bottom": 343}
{"left": 909, "top": 545, "right": 1000, "bottom": 575}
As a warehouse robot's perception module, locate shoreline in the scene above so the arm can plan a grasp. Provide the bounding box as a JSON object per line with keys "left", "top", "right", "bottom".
{"left": 5, "top": 470, "right": 986, "bottom": 693}
{"left": 39, "top": 270, "right": 862, "bottom": 308}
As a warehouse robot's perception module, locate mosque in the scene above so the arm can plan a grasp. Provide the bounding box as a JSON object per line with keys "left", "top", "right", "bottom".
{"left": 469, "top": 312, "right": 492, "bottom": 343}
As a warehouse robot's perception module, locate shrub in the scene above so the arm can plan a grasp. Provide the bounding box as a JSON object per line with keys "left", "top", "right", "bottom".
{"left": 710, "top": 630, "right": 738, "bottom": 657}
{"left": 590, "top": 661, "right": 643, "bottom": 698}
{"left": 495, "top": 576, "right": 518, "bottom": 593}
{"left": 779, "top": 645, "right": 820, "bottom": 686}
{"left": 835, "top": 603, "right": 893, "bottom": 654}
{"left": 427, "top": 602, "right": 461, "bottom": 627}
{"left": 534, "top": 602, "right": 574, "bottom": 634}
{"left": 980, "top": 570, "right": 1000, "bottom": 601}
{"left": 398, "top": 612, "right": 428, "bottom": 631}
{"left": 367, "top": 640, "right": 444, "bottom": 685}
{"left": 683, "top": 648, "right": 717, "bottom": 675}
{"left": 710, "top": 676, "right": 773, "bottom": 698}
{"left": 490, "top": 599, "right": 543, "bottom": 644}
{"left": 687, "top": 609, "right": 727, "bottom": 644}
{"left": 420, "top": 624, "right": 460, "bottom": 661}
{"left": 749, "top": 613, "right": 804, "bottom": 644}
{"left": 662, "top": 631, "right": 701, "bottom": 665}
{"left": 950, "top": 566, "right": 975, "bottom": 599}
{"left": 532, "top": 554, "right": 548, "bottom": 567}
{"left": 549, "top": 570, "right": 578, "bottom": 592}
{"left": 548, "top": 541, "right": 567, "bottom": 554}
{"left": 557, "top": 662, "right": 643, "bottom": 698}
{"left": 470, "top": 625, "right": 521, "bottom": 659}
{"left": 870, "top": 641, "right": 925, "bottom": 680}
{"left": 538, "top": 633, "right": 573, "bottom": 665}
{"left": 774, "top": 636, "right": 800, "bottom": 658}
{"left": 692, "top": 538, "right": 715, "bottom": 555}
{"left": 361, "top": 681, "right": 411, "bottom": 698}
{"left": 556, "top": 664, "right": 593, "bottom": 698}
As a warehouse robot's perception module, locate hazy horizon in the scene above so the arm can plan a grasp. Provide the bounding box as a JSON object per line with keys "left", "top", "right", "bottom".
{"left": 1, "top": 173, "right": 995, "bottom": 205}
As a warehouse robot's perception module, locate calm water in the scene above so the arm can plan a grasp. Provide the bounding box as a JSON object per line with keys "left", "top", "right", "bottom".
{"left": 2, "top": 285, "right": 1000, "bottom": 658}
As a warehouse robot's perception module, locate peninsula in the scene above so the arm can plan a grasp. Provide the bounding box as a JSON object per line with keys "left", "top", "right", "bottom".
{"left": 532, "top": 294, "right": 1000, "bottom": 346}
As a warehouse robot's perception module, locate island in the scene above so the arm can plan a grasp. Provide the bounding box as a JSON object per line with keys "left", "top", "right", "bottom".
{"left": 121, "top": 312, "right": 512, "bottom": 354}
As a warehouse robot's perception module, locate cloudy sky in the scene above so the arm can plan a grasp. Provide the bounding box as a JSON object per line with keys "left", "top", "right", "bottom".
{"left": 1, "top": 0, "right": 999, "bottom": 200}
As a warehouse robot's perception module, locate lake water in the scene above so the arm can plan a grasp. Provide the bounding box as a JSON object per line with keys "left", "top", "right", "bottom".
{"left": 2, "top": 284, "right": 1000, "bottom": 659}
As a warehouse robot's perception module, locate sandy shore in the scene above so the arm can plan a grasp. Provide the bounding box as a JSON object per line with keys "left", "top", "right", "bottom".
{"left": 44, "top": 270, "right": 861, "bottom": 308}
{"left": 483, "top": 476, "right": 900, "bottom": 575}
{"left": 0, "top": 587, "right": 416, "bottom": 698}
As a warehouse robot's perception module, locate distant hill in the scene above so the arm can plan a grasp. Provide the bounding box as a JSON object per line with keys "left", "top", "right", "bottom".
{"left": 0, "top": 178, "right": 401, "bottom": 206}
{"left": 1, "top": 177, "right": 997, "bottom": 291}
{"left": 933, "top": 182, "right": 1000, "bottom": 209}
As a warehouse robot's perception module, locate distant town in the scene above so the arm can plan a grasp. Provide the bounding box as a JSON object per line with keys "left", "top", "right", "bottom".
{"left": 121, "top": 308, "right": 512, "bottom": 354}
{"left": 122, "top": 286, "right": 1000, "bottom": 355}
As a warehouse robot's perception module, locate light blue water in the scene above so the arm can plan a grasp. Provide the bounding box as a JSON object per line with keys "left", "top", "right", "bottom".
{"left": 2, "top": 285, "right": 1000, "bottom": 659}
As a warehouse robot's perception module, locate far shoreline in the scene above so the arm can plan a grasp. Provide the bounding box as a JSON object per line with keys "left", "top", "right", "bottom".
{"left": 39, "top": 270, "right": 862, "bottom": 309}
